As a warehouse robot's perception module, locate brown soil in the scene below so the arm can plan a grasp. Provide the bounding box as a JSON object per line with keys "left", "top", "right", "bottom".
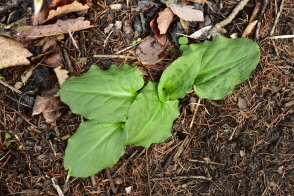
{"left": 1, "top": 0, "right": 293, "bottom": 195}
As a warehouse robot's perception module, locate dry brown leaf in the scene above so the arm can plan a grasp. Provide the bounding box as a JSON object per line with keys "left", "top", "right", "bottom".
{"left": 17, "top": 17, "right": 94, "bottom": 40}
{"left": 44, "top": 53, "right": 64, "bottom": 67}
{"left": 32, "top": 85, "right": 60, "bottom": 125}
{"left": 150, "top": 14, "right": 168, "bottom": 46}
{"left": 49, "top": 0, "right": 75, "bottom": 9}
{"left": 135, "top": 37, "right": 165, "bottom": 65}
{"left": 157, "top": 8, "right": 174, "bottom": 34}
{"left": 241, "top": 20, "right": 258, "bottom": 37}
{"left": 38, "top": 1, "right": 90, "bottom": 24}
{"left": 167, "top": 3, "right": 204, "bottom": 22}
{"left": 54, "top": 66, "right": 69, "bottom": 86}
{"left": 187, "top": 0, "right": 207, "bottom": 4}
{"left": 0, "top": 35, "right": 32, "bottom": 70}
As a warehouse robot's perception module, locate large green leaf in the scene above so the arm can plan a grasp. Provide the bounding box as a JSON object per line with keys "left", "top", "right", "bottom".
{"left": 158, "top": 51, "right": 202, "bottom": 102}
{"left": 59, "top": 64, "right": 144, "bottom": 122}
{"left": 64, "top": 121, "right": 127, "bottom": 177}
{"left": 185, "top": 36, "right": 260, "bottom": 100}
{"left": 125, "top": 82, "right": 180, "bottom": 148}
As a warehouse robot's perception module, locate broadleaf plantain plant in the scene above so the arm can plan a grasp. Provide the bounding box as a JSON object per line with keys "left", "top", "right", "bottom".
{"left": 59, "top": 36, "right": 260, "bottom": 177}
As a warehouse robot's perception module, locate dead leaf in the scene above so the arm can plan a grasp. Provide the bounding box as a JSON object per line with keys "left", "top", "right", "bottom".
{"left": 187, "top": 0, "right": 207, "bottom": 4}
{"left": 150, "top": 14, "right": 168, "bottom": 46}
{"left": 241, "top": 20, "right": 258, "bottom": 37}
{"left": 32, "top": 85, "right": 60, "bottom": 125}
{"left": 157, "top": 8, "right": 174, "bottom": 34}
{"left": 123, "top": 19, "right": 134, "bottom": 39}
{"left": 44, "top": 53, "right": 64, "bottom": 67}
{"left": 167, "top": 3, "right": 204, "bottom": 22}
{"left": 54, "top": 66, "right": 69, "bottom": 86}
{"left": 135, "top": 37, "right": 165, "bottom": 65}
{"left": 17, "top": 17, "right": 94, "bottom": 40}
{"left": 49, "top": 0, "right": 75, "bottom": 9}
{"left": 0, "top": 35, "right": 32, "bottom": 70}
{"left": 38, "top": 1, "right": 90, "bottom": 25}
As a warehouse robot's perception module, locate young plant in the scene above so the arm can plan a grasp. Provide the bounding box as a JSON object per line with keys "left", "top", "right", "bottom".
{"left": 59, "top": 36, "right": 260, "bottom": 177}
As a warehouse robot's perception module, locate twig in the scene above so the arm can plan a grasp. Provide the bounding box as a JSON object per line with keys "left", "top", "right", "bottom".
{"left": 189, "top": 159, "right": 225, "bottom": 166}
{"left": 151, "top": 175, "right": 212, "bottom": 181}
{"left": 0, "top": 80, "right": 22, "bottom": 94}
{"left": 208, "top": 0, "right": 250, "bottom": 39}
{"left": 51, "top": 177, "right": 65, "bottom": 196}
{"left": 62, "top": 48, "right": 74, "bottom": 76}
{"left": 254, "top": 0, "right": 269, "bottom": 41}
{"left": 270, "top": 0, "right": 285, "bottom": 36}
{"left": 189, "top": 98, "right": 201, "bottom": 128}
{"left": 115, "top": 45, "right": 136, "bottom": 54}
{"left": 105, "top": 168, "right": 117, "bottom": 194}
{"left": 93, "top": 54, "right": 136, "bottom": 59}
{"left": 68, "top": 29, "right": 79, "bottom": 51}
{"left": 114, "top": 150, "right": 138, "bottom": 176}
{"left": 145, "top": 150, "right": 152, "bottom": 196}
{"left": 162, "top": 146, "right": 180, "bottom": 169}
{"left": 269, "top": 35, "right": 294, "bottom": 39}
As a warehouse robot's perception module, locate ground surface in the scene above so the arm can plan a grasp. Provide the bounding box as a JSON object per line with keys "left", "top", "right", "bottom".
{"left": 0, "top": 0, "right": 294, "bottom": 195}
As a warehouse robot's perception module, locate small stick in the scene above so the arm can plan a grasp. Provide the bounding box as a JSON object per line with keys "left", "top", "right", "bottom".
{"left": 270, "top": 0, "right": 285, "bottom": 36}
{"left": 115, "top": 45, "right": 136, "bottom": 54}
{"left": 62, "top": 48, "right": 75, "bottom": 76}
{"left": 93, "top": 54, "right": 136, "bottom": 59}
{"left": 68, "top": 29, "right": 79, "bottom": 50}
{"left": 0, "top": 80, "right": 22, "bottom": 94}
{"left": 162, "top": 146, "right": 180, "bottom": 169}
{"left": 145, "top": 150, "right": 152, "bottom": 196}
{"left": 269, "top": 35, "right": 294, "bottom": 39}
{"left": 249, "top": 2, "right": 262, "bottom": 23}
{"left": 208, "top": 0, "right": 250, "bottom": 39}
{"left": 105, "top": 168, "right": 117, "bottom": 194}
{"left": 151, "top": 175, "right": 212, "bottom": 181}
{"left": 189, "top": 98, "right": 201, "bottom": 128}
{"left": 189, "top": 159, "right": 225, "bottom": 166}
{"left": 254, "top": 0, "right": 269, "bottom": 41}
{"left": 51, "top": 177, "right": 65, "bottom": 196}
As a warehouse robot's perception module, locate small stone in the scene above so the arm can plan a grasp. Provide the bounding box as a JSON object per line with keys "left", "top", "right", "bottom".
{"left": 113, "top": 177, "right": 123, "bottom": 185}
{"left": 240, "top": 150, "right": 246, "bottom": 157}
{"left": 238, "top": 97, "right": 248, "bottom": 110}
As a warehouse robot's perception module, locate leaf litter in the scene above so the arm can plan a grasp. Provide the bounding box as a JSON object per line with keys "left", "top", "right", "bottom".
{"left": 1, "top": 0, "right": 294, "bottom": 195}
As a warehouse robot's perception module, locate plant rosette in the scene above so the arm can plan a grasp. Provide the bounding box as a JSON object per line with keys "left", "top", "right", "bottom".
{"left": 59, "top": 36, "right": 260, "bottom": 177}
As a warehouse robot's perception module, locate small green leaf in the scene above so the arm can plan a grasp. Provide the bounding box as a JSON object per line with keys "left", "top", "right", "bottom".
{"left": 125, "top": 82, "right": 180, "bottom": 148}
{"left": 5, "top": 142, "right": 11, "bottom": 147}
{"left": 64, "top": 121, "right": 127, "bottom": 177}
{"left": 158, "top": 51, "right": 202, "bottom": 102}
{"left": 131, "top": 41, "right": 137, "bottom": 45}
{"left": 185, "top": 36, "right": 260, "bottom": 100}
{"left": 5, "top": 133, "right": 11, "bottom": 139}
{"left": 137, "top": 38, "right": 142, "bottom": 42}
{"left": 178, "top": 37, "right": 188, "bottom": 45}
{"left": 60, "top": 64, "right": 144, "bottom": 122}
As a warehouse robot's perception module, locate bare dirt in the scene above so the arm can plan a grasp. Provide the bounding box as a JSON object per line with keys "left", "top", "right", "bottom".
{"left": 0, "top": 0, "right": 293, "bottom": 195}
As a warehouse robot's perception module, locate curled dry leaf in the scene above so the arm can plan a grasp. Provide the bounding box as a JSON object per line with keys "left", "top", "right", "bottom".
{"left": 241, "top": 20, "right": 258, "bottom": 37}
{"left": 54, "top": 66, "right": 69, "bottom": 86}
{"left": 188, "top": 25, "right": 212, "bottom": 39}
{"left": 32, "top": 85, "right": 60, "bottom": 125}
{"left": 17, "top": 17, "right": 94, "bottom": 40}
{"left": 37, "top": 1, "right": 90, "bottom": 25}
{"left": 135, "top": 37, "right": 165, "bottom": 65}
{"left": 157, "top": 8, "right": 174, "bottom": 34}
{"left": 167, "top": 3, "right": 204, "bottom": 22}
{"left": 0, "top": 35, "right": 32, "bottom": 70}
{"left": 150, "top": 14, "right": 168, "bottom": 46}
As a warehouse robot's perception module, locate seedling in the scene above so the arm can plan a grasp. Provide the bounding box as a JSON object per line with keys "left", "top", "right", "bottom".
{"left": 60, "top": 36, "right": 260, "bottom": 177}
{"left": 5, "top": 133, "right": 12, "bottom": 147}
{"left": 131, "top": 38, "right": 142, "bottom": 45}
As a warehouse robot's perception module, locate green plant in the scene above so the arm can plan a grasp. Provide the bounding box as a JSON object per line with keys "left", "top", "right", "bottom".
{"left": 131, "top": 38, "right": 142, "bottom": 45}
{"left": 59, "top": 36, "right": 260, "bottom": 177}
{"left": 5, "top": 133, "right": 12, "bottom": 147}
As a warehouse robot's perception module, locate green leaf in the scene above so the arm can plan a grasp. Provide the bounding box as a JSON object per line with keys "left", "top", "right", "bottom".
{"left": 64, "top": 121, "right": 127, "bottom": 177}
{"left": 5, "top": 133, "right": 11, "bottom": 139}
{"left": 125, "top": 82, "right": 180, "bottom": 148}
{"left": 60, "top": 64, "right": 144, "bottom": 122}
{"left": 158, "top": 51, "right": 202, "bottom": 102}
{"left": 185, "top": 36, "right": 260, "bottom": 100}
{"left": 178, "top": 37, "right": 188, "bottom": 45}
